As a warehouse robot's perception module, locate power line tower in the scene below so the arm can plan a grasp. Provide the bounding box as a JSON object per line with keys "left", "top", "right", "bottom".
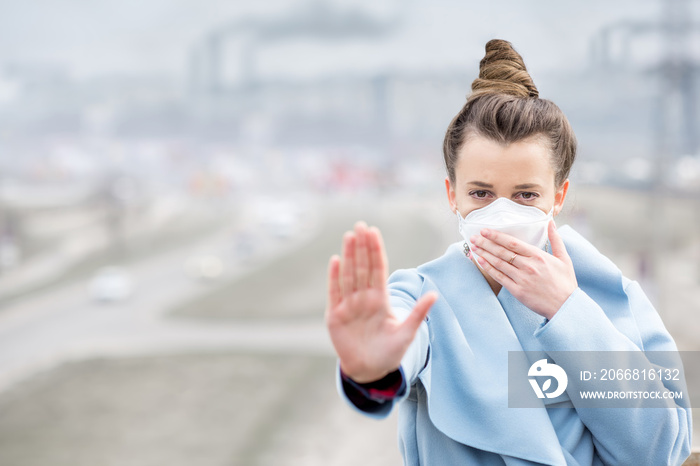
{"left": 589, "top": 0, "right": 700, "bottom": 314}
{"left": 590, "top": 0, "right": 698, "bottom": 164}
{"left": 654, "top": 0, "right": 697, "bottom": 182}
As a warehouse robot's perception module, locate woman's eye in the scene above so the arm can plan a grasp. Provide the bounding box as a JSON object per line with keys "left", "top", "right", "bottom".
{"left": 470, "top": 190, "right": 491, "bottom": 199}
{"left": 517, "top": 192, "right": 539, "bottom": 200}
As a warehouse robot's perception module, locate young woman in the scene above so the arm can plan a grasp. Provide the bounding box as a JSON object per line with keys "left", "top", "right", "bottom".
{"left": 324, "top": 39, "right": 692, "bottom": 465}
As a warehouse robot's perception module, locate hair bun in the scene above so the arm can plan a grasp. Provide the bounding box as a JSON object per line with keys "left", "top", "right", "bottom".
{"left": 469, "top": 39, "right": 539, "bottom": 100}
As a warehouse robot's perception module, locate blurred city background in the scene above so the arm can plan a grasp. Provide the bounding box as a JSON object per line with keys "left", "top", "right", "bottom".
{"left": 0, "top": 0, "right": 699, "bottom": 464}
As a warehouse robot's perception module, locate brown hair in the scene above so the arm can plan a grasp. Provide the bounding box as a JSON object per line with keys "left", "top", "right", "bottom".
{"left": 443, "top": 39, "right": 577, "bottom": 187}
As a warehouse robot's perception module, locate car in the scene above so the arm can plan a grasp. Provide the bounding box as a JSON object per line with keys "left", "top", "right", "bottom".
{"left": 89, "top": 266, "right": 133, "bottom": 302}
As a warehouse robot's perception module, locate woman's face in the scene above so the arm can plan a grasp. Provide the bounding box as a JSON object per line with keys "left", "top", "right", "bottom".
{"left": 446, "top": 135, "right": 569, "bottom": 218}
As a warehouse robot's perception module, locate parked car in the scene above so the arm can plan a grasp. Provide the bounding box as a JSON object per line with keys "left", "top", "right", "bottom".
{"left": 89, "top": 266, "right": 133, "bottom": 302}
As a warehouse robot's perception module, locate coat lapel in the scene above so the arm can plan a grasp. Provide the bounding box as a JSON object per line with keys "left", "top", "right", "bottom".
{"left": 414, "top": 243, "right": 567, "bottom": 465}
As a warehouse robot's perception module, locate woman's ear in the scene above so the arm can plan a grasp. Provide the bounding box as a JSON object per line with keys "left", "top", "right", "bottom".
{"left": 445, "top": 177, "right": 458, "bottom": 214}
{"left": 553, "top": 179, "right": 570, "bottom": 217}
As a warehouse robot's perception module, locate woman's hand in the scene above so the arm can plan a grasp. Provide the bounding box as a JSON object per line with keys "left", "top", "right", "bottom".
{"left": 325, "top": 221, "right": 438, "bottom": 384}
{"left": 470, "top": 220, "right": 577, "bottom": 320}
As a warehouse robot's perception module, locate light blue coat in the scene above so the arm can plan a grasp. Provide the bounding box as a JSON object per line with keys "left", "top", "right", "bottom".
{"left": 336, "top": 225, "right": 692, "bottom": 465}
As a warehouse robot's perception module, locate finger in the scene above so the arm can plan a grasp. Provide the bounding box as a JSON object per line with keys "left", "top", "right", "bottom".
{"left": 401, "top": 291, "right": 438, "bottom": 336}
{"left": 547, "top": 220, "right": 570, "bottom": 262}
{"left": 478, "top": 229, "right": 541, "bottom": 257}
{"left": 473, "top": 245, "right": 518, "bottom": 278}
{"left": 327, "top": 255, "right": 341, "bottom": 309}
{"left": 471, "top": 233, "right": 523, "bottom": 267}
{"left": 476, "top": 253, "right": 517, "bottom": 289}
{"left": 354, "top": 221, "right": 370, "bottom": 290}
{"left": 340, "top": 232, "right": 356, "bottom": 296}
{"left": 368, "top": 226, "right": 388, "bottom": 289}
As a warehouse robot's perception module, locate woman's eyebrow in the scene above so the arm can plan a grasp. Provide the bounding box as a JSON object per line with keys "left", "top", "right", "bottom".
{"left": 513, "top": 183, "right": 542, "bottom": 190}
{"left": 466, "top": 181, "right": 493, "bottom": 188}
{"left": 466, "top": 181, "right": 543, "bottom": 190}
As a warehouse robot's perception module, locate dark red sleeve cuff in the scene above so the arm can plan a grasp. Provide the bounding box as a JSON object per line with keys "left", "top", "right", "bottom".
{"left": 340, "top": 366, "right": 407, "bottom": 409}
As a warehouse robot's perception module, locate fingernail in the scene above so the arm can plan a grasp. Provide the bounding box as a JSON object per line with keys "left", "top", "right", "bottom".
{"left": 469, "top": 235, "right": 478, "bottom": 244}
{"left": 481, "top": 229, "right": 490, "bottom": 237}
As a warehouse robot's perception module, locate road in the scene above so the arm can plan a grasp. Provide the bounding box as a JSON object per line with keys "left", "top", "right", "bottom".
{"left": 0, "top": 200, "right": 327, "bottom": 395}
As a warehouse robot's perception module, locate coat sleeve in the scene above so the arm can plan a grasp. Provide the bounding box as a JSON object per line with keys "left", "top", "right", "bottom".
{"left": 335, "top": 268, "right": 431, "bottom": 419}
{"left": 533, "top": 280, "right": 692, "bottom": 465}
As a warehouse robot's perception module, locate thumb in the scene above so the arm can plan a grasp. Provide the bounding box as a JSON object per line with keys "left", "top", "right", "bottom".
{"left": 548, "top": 220, "right": 569, "bottom": 261}
{"left": 401, "top": 291, "right": 437, "bottom": 336}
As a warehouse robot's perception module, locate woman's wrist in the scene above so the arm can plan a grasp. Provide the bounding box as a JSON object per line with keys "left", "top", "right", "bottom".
{"left": 340, "top": 366, "right": 402, "bottom": 388}
{"left": 541, "top": 286, "right": 578, "bottom": 320}
{"left": 339, "top": 362, "right": 396, "bottom": 385}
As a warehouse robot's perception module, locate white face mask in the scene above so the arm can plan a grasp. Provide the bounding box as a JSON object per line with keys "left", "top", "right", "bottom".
{"left": 456, "top": 197, "right": 553, "bottom": 262}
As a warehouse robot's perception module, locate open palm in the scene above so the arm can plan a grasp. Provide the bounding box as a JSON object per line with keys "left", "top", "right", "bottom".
{"left": 324, "top": 221, "right": 437, "bottom": 384}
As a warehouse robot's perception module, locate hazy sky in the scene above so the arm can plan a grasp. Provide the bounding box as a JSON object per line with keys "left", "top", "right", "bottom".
{"left": 0, "top": 0, "right": 672, "bottom": 82}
